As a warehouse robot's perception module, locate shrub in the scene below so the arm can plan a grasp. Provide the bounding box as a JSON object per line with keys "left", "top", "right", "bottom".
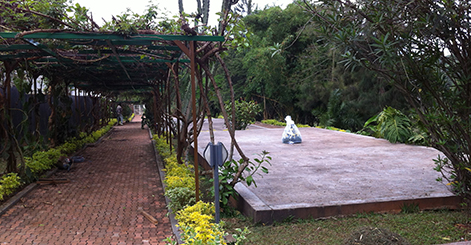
{"left": 165, "top": 161, "right": 193, "bottom": 178}
{"left": 363, "top": 106, "right": 412, "bottom": 143}
{"left": 224, "top": 100, "right": 261, "bottom": 130}
{"left": 154, "top": 134, "right": 250, "bottom": 244}
{"left": 8, "top": 122, "right": 114, "bottom": 201}
{"left": 79, "top": 132, "right": 88, "bottom": 139}
{"left": 218, "top": 151, "right": 271, "bottom": 209}
{"left": 165, "top": 187, "right": 198, "bottom": 213}
{"left": 165, "top": 176, "right": 195, "bottom": 190}
{"left": 154, "top": 134, "right": 197, "bottom": 214}
{"left": 24, "top": 121, "right": 114, "bottom": 175}
{"left": 58, "top": 141, "right": 79, "bottom": 154}
{"left": 153, "top": 134, "right": 174, "bottom": 160}
{"left": 108, "top": 118, "right": 117, "bottom": 126}
{"left": 324, "top": 126, "right": 349, "bottom": 133}
{"left": 362, "top": 107, "right": 427, "bottom": 145}
{"left": 261, "top": 119, "right": 285, "bottom": 127}
{"left": 25, "top": 148, "right": 64, "bottom": 174}
{"left": 0, "top": 173, "right": 22, "bottom": 201}
{"left": 154, "top": 135, "right": 225, "bottom": 243}
{"left": 128, "top": 113, "right": 135, "bottom": 122}
{"left": 262, "top": 119, "right": 310, "bottom": 128}
{"left": 176, "top": 201, "right": 226, "bottom": 244}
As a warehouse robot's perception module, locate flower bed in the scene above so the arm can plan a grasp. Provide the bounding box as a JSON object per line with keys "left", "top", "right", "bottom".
{"left": 153, "top": 134, "right": 232, "bottom": 244}
{"left": 0, "top": 119, "right": 117, "bottom": 201}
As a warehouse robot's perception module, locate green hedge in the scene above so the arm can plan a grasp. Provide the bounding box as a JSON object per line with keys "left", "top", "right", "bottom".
{"left": 261, "top": 119, "right": 310, "bottom": 128}
{"left": 0, "top": 119, "right": 117, "bottom": 201}
{"left": 154, "top": 134, "right": 228, "bottom": 244}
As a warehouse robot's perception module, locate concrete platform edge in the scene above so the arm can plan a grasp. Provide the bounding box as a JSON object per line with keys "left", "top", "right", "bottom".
{"left": 236, "top": 184, "right": 463, "bottom": 224}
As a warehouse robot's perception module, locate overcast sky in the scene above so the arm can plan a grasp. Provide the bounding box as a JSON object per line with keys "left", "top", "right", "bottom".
{"left": 73, "top": 0, "right": 293, "bottom": 27}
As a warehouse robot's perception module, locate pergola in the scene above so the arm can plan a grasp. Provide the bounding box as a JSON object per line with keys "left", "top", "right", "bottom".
{"left": 0, "top": 31, "right": 225, "bottom": 199}
{"left": 0, "top": 31, "right": 223, "bottom": 91}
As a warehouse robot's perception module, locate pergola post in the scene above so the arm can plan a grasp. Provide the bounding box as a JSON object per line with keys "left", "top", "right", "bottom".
{"left": 190, "top": 40, "right": 200, "bottom": 202}
{"left": 167, "top": 62, "right": 185, "bottom": 165}
{"left": 166, "top": 69, "right": 172, "bottom": 153}
{"left": 152, "top": 88, "right": 159, "bottom": 136}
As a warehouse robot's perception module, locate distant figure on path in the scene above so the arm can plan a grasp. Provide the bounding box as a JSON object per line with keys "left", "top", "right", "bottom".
{"left": 117, "top": 104, "right": 123, "bottom": 125}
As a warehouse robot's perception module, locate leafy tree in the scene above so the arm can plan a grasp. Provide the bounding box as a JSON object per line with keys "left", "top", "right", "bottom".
{"left": 224, "top": 99, "right": 261, "bottom": 130}
{"left": 218, "top": 3, "right": 409, "bottom": 128}
{"left": 0, "top": 0, "right": 70, "bottom": 31}
{"left": 241, "top": 46, "right": 290, "bottom": 118}
{"left": 222, "top": 4, "right": 313, "bottom": 120}
{"left": 303, "top": 0, "right": 471, "bottom": 202}
{"left": 234, "top": 0, "right": 254, "bottom": 15}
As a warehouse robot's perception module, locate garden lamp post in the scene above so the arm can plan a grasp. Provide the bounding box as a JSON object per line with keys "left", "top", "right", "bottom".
{"left": 203, "top": 142, "right": 228, "bottom": 224}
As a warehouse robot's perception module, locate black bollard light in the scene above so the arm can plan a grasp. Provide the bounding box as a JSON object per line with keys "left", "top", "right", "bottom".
{"left": 203, "top": 142, "right": 228, "bottom": 224}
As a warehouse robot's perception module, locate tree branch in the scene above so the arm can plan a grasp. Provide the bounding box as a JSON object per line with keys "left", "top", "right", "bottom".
{"left": 10, "top": 4, "right": 74, "bottom": 29}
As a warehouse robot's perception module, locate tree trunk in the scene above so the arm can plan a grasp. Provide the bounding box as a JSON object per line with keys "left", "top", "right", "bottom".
{"left": 178, "top": 0, "right": 184, "bottom": 14}
{"left": 215, "top": 53, "right": 237, "bottom": 161}
{"left": 2, "top": 61, "right": 23, "bottom": 174}
{"left": 202, "top": 0, "right": 210, "bottom": 26}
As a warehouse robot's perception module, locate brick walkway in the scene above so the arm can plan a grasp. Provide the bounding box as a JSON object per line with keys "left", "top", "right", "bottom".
{"left": 0, "top": 116, "right": 174, "bottom": 244}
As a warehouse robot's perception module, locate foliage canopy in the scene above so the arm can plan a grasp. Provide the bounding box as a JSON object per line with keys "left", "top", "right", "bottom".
{"left": 302, "top": 0, "right": 471, "bottom": 201}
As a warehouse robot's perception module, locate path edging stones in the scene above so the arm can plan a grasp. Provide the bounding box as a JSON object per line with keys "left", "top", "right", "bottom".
{"left": 149, "top": 128, "right": 183, "bottom": 244}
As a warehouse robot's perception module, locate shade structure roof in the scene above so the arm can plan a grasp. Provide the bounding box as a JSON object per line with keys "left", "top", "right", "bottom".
{"left": 0, "top": 31, "right": 224, "bottom": 93}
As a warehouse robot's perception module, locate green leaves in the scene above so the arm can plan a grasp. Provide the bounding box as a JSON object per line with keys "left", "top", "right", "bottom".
{"left": 376, "top": 107, "right": 412, "bottom": 143}
{"left": 224, "top": 99, "right": 261, "bottom": 130}
{"left": 217, "top": 151, "right": 272, "bottom": 209}
{"left": 245, "top": 175, "right": 253, "bottom": 186}
{"left": 0, "top": 0, "right": 70, "bottom": 31}
{"left": 223, "top": 12, "right": 253, "bottom": 51}
{"left": 363, "top": 106, "right": 413, "bottom": 143}
{"left": 306, "top": 0, "right": 471, "bottom": 202}
{"left": 0, "top": 173, "right": 22, "bottom": 201}
{"left": 165, "top": 187, "right": 197, "bottom": 213}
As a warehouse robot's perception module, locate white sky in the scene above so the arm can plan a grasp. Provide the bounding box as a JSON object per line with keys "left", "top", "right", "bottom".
{"left": 73, "top": 0, "right": 294, "bottom": 27}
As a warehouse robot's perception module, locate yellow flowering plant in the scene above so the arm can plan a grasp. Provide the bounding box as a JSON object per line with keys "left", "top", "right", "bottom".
{"left": 152, "top": 134, "right": 174, "bottom": 159}
{"left": 165, "top": 176, "right": 195, "bottom": 190}
{"left": 0, "top": 173, "right": 22, "bottom": 201}
{"left": 154, "top": 134, "right": 251, "bottom": 245}
{"left": 3, "top": 122, "right": 115, "bottom": 201}
{"left": 164, "top": 157, "right": 193, "bottom": 178}
{"left": 176, "top": 201, "right": 227, "bottom": 245}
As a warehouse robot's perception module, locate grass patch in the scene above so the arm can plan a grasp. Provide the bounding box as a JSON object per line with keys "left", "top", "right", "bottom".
{"left": 222, "top": 210, "right": 470, "bottom": 244}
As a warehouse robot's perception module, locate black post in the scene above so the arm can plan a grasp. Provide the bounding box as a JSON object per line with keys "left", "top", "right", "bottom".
{"left": 210, "top": 143, "right": 223, "bottom": 223}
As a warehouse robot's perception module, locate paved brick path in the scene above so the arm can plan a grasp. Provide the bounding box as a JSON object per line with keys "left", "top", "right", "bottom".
{"left": 0, "top": 116, "right": 174, "bottom": 244}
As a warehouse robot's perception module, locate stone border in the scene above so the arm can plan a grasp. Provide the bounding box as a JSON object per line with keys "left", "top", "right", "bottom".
{"left": 0, "top": 168, "right": 57, "bottom": 216}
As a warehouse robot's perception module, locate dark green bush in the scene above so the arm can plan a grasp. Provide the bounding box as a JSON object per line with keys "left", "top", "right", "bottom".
{"left": 224, "top": 100, "right": 261, "bottom": 130}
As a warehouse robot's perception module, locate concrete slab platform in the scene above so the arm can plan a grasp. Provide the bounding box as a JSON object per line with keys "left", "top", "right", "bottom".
{"left": 196, "top": 119, "right": 461, "bottom": 224}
